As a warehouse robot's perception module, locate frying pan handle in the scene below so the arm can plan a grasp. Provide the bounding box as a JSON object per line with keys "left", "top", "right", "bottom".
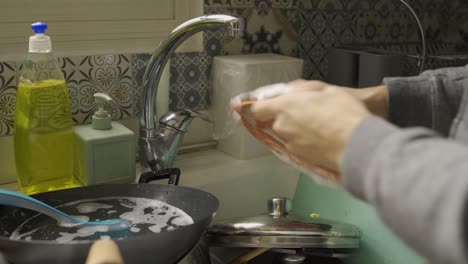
{"left": 138, "top": 168, "right": 181, "bottom": 185}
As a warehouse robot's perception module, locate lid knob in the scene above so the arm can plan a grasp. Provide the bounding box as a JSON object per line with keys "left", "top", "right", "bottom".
{"left": 268, "top": 198, "right": 292, "bottom": 216}
{"left": 280, "top": 254, "right": 306, "bottom": 264}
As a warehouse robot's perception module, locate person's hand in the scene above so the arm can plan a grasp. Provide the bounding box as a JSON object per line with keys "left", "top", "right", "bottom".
{"left": 86, "top": 239, "right": 124, "bottom": 264}
{"left": 288, "top": 80, "right": 388, "bottom": 119}
{"left": 250, "top": 85, "right": 371, "bottom": 178}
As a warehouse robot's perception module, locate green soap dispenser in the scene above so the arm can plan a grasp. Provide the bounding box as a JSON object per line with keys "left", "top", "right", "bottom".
{"left": 74, "top": 93, "right": 136, "bottom": 185}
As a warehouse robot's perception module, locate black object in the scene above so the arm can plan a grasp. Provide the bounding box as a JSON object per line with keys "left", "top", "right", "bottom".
{"left": 0, "top": 184, "right": 218, "bottom": 264}
{"left": 139, "top": 168, "right": 181, "bottom": 185}
{"left": 327, "top": 47, "right": 403, "bottom": 88}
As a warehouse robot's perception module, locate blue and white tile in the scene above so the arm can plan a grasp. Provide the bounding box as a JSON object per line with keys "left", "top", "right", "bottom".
{"left": 170, "top": 52, "right": 212, "bottom": 111}
{"left": 298, "top": 6, "right": 356, "bottom": 80}
{"left": 204, "top": 29, "right": 225, "bottom": 57}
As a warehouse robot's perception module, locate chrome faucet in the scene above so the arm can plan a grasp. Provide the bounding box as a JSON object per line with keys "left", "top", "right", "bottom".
{"left": 139, "top": 15, "right": 242, "bottom": 174}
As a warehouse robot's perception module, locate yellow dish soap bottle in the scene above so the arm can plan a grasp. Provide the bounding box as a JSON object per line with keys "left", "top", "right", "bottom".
{"left": 14, "top": 22, "right": 80, "bottom": 195}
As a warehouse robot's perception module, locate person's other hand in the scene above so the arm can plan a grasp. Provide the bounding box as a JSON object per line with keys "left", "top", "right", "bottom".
{"left": 250, "top": 85, "right": 371, "bottom": 177}
{"left": 288, "top": 79, "right": 388, "bottom": 119}
{"left": 86, "top": 239, "right": 124, "bottom": 264}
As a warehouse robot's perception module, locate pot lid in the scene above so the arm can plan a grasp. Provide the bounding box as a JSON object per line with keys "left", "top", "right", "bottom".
{"left": 206, "top": 198, "right": 360, "bottom": 249}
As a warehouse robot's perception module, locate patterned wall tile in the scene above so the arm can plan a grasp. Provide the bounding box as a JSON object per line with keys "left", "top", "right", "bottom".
{"left": 298, "top": 4, "right": 356, "bottom": 79}
{"left": 58, "top": 56, "right": 80, "bottom": 124}
{"left": 129, "top": 51, "right": 215, "bottom": 112}
{"left": 272, "top": 0, "right": 298, "bottom": 9}
{"left": 204, "top": 0, "right": 229, "bottom": 61}
{"left": 297, "top": 0, "right": 468, "bottom": 80}
{"left": 204, "top": 29, "right": 225, "bottom": 57}
{"left": 223, "top": 2, "right": 299, "bottom": 57}
{"left": 170, "top": 52, "right": 212, "bottom": 111}
{"left": 70, "top": 55, "right": 133, "bottom": 124}
{"left": 0, "top": 62, "right": 17, "bottom": 136}
{"left": 204, "top": 3, "right": 227, "bottom": 14}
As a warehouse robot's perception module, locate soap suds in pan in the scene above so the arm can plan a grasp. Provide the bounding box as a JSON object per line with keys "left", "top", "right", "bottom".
{"left": 9, "top": 197, "right": 194, "bottom": 243}
{"left": 77, "top": 203, "right": 113, "bottom": 214}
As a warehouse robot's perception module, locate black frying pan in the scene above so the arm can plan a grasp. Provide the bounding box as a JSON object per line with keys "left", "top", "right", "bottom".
{"left": 0, "top": 183, "right": 218, "bottom": 264}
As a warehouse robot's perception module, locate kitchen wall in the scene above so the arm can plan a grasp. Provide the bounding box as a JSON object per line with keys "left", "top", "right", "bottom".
{"left": 204, "top": 0, "right": 468, "bottom": 79}
{"left": 297, "top": 0, "right": 468, "bottom": 79}
{"left": 3, "top": 0, "right": 468, "bottom": 136}
{"left": 171, "top": 0, "right": 468, "bottom": 112}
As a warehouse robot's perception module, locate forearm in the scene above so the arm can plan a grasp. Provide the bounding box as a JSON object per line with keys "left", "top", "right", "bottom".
{"left": 384, "top": 67, "right": 467, "bottom": 136}
{"left": 342, "top": 117, "right": 468, "bottom": 263}
{"left": 348, "top": 86, "right": 388, "bottom": 119}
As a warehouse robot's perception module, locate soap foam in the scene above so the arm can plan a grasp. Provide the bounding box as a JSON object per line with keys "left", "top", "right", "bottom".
{"left": 58, "top": 215, "right": 90, "bottom": 228}
{"left": 56, "top": 225, "right": 110, "bottom": 243}
{"left": 10, "top": 197, "right": 194, "bottom": 243}
{"left": 77, "top": 203, "right": 113, "bottom": 214}
{"left": 130, "top": 227, "right": 140, "bottom": 233}
{"left": 118, "top": 198, "right": 194, "bottom": 234}
{"left": 10, "top": 227, "right": 40, "bottom": 241}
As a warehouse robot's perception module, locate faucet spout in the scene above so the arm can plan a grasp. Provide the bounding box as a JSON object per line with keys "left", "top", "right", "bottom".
{"left": 140, "top": 15, "right": 241, "bottom": 138}
{"left": 139, "top": 15, "right": 241, "bottom": 173}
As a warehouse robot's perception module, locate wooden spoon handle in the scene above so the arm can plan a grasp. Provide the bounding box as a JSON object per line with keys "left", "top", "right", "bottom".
{"left": 229, "top": 248, "right": 270, "bottom": 264}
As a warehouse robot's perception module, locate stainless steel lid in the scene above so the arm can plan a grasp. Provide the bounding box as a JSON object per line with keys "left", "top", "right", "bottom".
{"left": 206, "top": 198, "right": 360, "bottom": 249}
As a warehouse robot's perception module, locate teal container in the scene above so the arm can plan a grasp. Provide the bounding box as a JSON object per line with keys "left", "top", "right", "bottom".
{"left": 292, "top": 174, "right": 424, "bottom": 264}
{"left": 74, "top": 93, "right": 136, "bottom": 185}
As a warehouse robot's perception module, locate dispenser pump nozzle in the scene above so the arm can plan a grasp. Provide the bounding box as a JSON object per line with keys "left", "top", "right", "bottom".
{"left": 92, "top": 93, "right": 112, "bottom": 130}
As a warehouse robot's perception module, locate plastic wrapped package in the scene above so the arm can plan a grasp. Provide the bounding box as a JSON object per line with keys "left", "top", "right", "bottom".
{"left": 230, "top": 83, "right": 340, "bottom": 186}
{"left": 211, "top": 54, "right": 303, "bottom": 159}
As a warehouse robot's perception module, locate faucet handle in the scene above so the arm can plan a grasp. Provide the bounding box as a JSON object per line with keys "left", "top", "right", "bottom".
{"left": 185, "top": 109, "right": 211, "bottom": 122}
{"left": 159, "top": 109, "right": 211, "bottom": 133}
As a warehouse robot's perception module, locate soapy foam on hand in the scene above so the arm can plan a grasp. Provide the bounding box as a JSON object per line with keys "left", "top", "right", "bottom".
{"left": 10, "top": 197, "right": 194, "bottom": 242}
{"left": 231, "top": 83, "right": 341, "bottom": 186}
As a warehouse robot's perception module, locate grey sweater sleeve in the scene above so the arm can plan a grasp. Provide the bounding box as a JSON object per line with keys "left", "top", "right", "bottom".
{"left": 342, "top": 117, "right": 468, "bottom": 263}
{"left": 384, "top": 66, "right": 468, "bottom": 136}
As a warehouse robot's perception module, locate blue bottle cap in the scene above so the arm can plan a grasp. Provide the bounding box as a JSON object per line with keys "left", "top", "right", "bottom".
{"left": 31, "top": 22, "right": 48, "bottom": 34}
